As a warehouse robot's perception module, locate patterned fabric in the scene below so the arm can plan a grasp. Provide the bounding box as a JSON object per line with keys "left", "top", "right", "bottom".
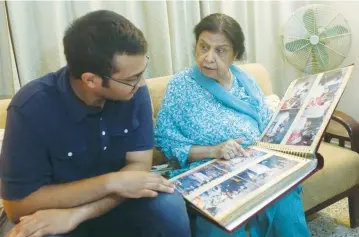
{"left": 191, "top": 65, "right": 265, "bottom": 130}
{"left": 154, "top": 66, "right": 273, "bottom": 178}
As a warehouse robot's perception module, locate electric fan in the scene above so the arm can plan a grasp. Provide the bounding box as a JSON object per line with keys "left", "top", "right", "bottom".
{"left": 280, "top": 4, "right": 352, "bottom": 74}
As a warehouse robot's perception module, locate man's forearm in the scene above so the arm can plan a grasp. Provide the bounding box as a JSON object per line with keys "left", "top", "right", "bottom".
{"left": 73, "top": 194, "right": 124, "bottom": 224}
{"left": 73, "top": 162, "right": 148, "bottom": 223}
{"left": 121, "top": 162, "right": 149, "bottom": 172}
{"left": 4, "top": 173, "right": 113, "bottom": 222}
{"left": 6, "top": 150, "right": 153, "bottom": 222}
{"left": 124, "top": 150, "right": 153, "bottom": 172}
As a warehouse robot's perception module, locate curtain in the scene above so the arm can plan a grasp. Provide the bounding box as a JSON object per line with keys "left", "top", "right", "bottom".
{"left": 0, "top": 2, "right": 16, "bottom": 98}
{"left": 4, "top": 1, "right": 201, "bottom": 86}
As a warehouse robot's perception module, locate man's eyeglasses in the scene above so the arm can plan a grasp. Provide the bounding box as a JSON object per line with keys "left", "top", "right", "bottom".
{"left": 103, "top": 55, "right": 149, "bottom": 90}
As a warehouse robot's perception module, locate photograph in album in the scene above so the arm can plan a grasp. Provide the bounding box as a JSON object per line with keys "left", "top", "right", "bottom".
{"left": 173, "top": 163, "right": 229, "bottom": 196}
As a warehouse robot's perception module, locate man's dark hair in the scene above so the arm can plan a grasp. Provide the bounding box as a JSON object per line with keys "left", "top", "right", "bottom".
{"left": 63, "top": 10, "right": 147, "bottom": 84}
{"left": 194, "top": 13, "right": 245, "bottom": 60}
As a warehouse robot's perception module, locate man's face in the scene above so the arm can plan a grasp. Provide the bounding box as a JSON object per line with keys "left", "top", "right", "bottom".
{"left": 97, "top": 54, "right": 148, "bottom": 101}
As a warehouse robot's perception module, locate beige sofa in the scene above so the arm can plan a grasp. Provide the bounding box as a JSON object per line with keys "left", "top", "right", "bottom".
{"left": 1, "top": 63, "right": 359, "bottom": 227}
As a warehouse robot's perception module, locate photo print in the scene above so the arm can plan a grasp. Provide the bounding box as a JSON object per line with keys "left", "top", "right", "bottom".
{"left": 261, "top": 110, "right": 298, "bottom": 144}
{"left": 281, "top": 76, "right": 316, "bottom": 110}
{"left": 174, "top": 164, "right": 228, "bottom": 196}
{"left": 213, "top": 148, "right": 267, "bottom": 172}
{"left": 191, "top": 176, "right": 258, "bottom": 217}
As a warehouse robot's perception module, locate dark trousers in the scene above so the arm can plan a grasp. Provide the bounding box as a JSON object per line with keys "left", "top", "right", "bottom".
{"left": 46, "top": 191, "right": 191, "bottom": 237}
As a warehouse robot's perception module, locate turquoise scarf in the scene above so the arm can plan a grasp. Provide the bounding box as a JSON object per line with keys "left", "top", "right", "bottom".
{"left": 191, "top": 64, "right": 263, "bottom": 131}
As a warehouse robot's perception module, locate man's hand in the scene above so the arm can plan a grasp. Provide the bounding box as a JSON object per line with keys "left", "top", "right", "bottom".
{"left": 107, "top": 171, "right": 175, "bottom": 198}
{"left": 6, "top": 209, "right": 81, "bottom": 237}
{"left": 214, "top": 138, "right": 248, "bottom": 160}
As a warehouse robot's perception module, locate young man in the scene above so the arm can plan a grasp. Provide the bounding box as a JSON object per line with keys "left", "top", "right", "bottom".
{"left": 0, "top": 10, "right": 190, "bottom": 237}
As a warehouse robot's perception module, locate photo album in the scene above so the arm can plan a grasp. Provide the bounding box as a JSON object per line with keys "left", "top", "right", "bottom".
{"left": 169, "top": 64, "right": 354, "bottom": 232}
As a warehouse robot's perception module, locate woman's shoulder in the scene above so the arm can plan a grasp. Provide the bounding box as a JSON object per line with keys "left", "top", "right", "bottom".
{"left": 157, "top": 68, "right": 195, "bottom": 113}
{"left": 166, "top": 67, "right": 197, "bottom": 93}
{"left": 169, "top": 67, "right": 195, "bottom": 85}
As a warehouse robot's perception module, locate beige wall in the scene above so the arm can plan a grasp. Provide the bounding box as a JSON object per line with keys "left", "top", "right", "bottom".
{"left": 325, "top": 2, "right": 359, "bottom": 120}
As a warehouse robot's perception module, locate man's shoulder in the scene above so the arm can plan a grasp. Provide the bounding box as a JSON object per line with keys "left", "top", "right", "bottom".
{"left": 9, "top": 68, "right": 64, "bottom": 116}
{"left": 133, "top": 84, "right": 150, "bottom": 99}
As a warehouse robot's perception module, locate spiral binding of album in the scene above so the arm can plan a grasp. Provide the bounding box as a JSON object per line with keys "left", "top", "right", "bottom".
{"left": 253, "top": 141, "right": 313, "bottom": 159}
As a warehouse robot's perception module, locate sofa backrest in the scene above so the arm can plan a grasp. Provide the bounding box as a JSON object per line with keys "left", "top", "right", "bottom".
{"left": 146, "top": 63, "right": 272, "bottom": 120}
{"left": 0, "top": 99, "right": 11, "bottom": 129}
{"left": 0, "top": 64, "right": 272, "bottom": 165}
{"left": 0, "top": 63, "right": 272, "bottom": 139}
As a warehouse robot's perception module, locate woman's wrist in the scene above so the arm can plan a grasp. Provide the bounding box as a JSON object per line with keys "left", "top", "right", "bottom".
{"left": 188, "top": 145, "right": 219, "bottom": 161}
{"left": 209, "top": 145, "right": 220, "bottom": 159}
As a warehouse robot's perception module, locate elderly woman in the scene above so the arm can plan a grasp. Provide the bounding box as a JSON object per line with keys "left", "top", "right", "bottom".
{"left": 154, "top": 13, "right": 311, "bottom": 237}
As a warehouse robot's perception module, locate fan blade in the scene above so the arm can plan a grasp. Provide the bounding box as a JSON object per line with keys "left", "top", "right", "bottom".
{"left": 321, "top": 25, "right": 349, "bottom": 38}
{"left": 303, "top": 8, "right": 316, "bottom": 34}
{"left": 312, "top": 44, "right": 329, "bottom": 69}
{"left": 285, "top": 39, "right": 310, "bottom": 52}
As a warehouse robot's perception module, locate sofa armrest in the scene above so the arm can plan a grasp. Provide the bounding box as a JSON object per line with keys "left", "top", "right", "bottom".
{"left": 325, "top": 110, "right": 359, "bottom": 153}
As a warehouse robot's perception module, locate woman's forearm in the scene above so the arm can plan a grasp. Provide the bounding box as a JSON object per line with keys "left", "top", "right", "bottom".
{"left": 188, "top": 145, "right": 218, "bottom": 161}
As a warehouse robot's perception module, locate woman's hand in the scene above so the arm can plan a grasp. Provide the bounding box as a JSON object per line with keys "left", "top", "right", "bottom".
{"left": 214, "top": 139, "right": 248, "bottom": 160}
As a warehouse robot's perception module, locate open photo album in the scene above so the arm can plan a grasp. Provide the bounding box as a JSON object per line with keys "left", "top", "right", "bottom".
{"left": 169, "top": 64, "right": 354, "bottom": 232}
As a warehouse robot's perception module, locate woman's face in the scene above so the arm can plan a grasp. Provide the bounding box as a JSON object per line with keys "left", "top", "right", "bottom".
{"left": 195, "top": 31, "right": 236, "bottom": 81}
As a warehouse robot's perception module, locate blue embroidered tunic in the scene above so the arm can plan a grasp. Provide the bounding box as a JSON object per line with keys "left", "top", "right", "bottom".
{"left": 154, "top": 66, "right": 273, "bottom": 177}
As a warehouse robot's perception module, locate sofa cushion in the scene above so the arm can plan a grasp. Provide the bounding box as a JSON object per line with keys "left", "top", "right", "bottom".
{"left": 302, "top": 142, "right": 359, "bottom": 211}
{"left": 237, "top": 63, "right": 272, "bottom": 96}
{"left": 146, "top": 75, "right": 171, "bottom": 120}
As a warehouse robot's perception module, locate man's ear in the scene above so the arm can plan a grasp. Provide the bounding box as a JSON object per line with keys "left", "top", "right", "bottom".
{"left": 234, "top": 52, "right": 238, "bottom": 60}
{"left": 81, "top": 73, "right": 101, "bottom": 89}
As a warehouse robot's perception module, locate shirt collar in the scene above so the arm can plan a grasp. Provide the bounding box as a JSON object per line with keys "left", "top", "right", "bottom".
{"left": 56, "top": 67, "right": 102, "bottom": 123}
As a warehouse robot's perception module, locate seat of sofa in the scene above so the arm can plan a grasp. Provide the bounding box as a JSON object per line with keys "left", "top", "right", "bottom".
{"left": 302, "top": 142, "right": 359, "bottom": 211}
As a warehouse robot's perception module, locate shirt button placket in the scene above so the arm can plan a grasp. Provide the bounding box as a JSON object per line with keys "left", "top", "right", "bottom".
{"left": 99, "top": 117, "right": 107, "bottom": 151}
{"left": 101, "top": 130, "right": 107, "bottom": 151}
